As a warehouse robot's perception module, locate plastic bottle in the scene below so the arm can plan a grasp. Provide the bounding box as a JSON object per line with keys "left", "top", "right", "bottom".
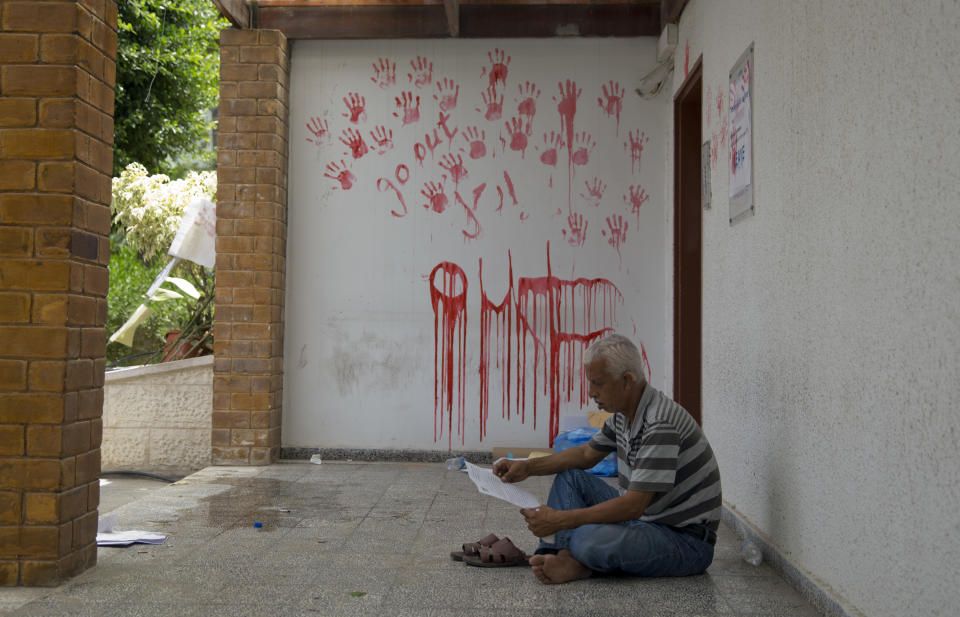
{"left": 445, "top": 456, "right": 465, "bottom": 470}
{"left": 740, "top": 540, "right": 762, "bottom": 566}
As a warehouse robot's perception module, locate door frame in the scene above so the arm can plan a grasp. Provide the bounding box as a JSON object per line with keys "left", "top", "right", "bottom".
{"left": 672, "top": 58, "right": 703, "bottom": 424}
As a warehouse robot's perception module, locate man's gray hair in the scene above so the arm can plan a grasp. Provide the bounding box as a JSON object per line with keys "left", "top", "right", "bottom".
{"left": 583, "top": 333, "right": 646, "bottom": 384}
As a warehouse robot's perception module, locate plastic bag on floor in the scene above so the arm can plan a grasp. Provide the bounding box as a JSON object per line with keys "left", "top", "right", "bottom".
{"left": 554, "top": 427, "right": 617, "bottom": 477}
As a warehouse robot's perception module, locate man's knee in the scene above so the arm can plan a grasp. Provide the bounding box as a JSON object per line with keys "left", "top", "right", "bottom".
{"left": 568, "top": 524, "right": 623, "bottom": 572}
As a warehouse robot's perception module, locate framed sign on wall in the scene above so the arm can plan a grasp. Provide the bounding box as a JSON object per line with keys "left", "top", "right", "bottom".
{"left": 729, "top": 43, "right": 754, "bottom": 224}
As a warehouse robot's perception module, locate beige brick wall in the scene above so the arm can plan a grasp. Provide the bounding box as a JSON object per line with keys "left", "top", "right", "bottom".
{"left": 0, "top": 0, "right": 117, "bottom": 586}
{"left": 214, "top": 29, "right": 289, "bottom": 465}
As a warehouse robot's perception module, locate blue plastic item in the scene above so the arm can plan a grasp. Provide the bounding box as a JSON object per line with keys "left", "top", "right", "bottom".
{"left": 553, "top": 427, "right": 617, "bottom": 477}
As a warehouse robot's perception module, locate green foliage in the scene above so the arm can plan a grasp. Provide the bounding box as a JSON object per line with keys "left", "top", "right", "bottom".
{"left": 115, "top": 0, "right": 228, "bottom": 178}
{"left": 107, "top": 163, "right": 217, "bottom": 366}
{"left": 111, "top": 162, "right": 217, "bottom": 261}
{"left": 106, "top": 241, "right": 192, "bottom": 366}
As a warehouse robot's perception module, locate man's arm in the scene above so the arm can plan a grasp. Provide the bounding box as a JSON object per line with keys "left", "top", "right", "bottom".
{"left": 493, "top": 444, "right": 608, "bottom": 482}
{"left": 522, "top": 490, "right": 654, "bottom": 537}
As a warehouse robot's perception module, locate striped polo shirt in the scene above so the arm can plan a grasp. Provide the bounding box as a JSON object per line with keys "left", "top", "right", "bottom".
{"left": 588, "top": 384, "right": 722, "bottom": 531}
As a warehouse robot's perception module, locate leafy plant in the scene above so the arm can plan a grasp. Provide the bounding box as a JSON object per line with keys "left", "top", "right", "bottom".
{"left": 108, "top": 163, "right": 217, "bottom": 366}
{"left": 114, "top": 0, "right": 229, "bottom": 177}
{"left": 106, "top": 241, "right": 192, "bottom": 365}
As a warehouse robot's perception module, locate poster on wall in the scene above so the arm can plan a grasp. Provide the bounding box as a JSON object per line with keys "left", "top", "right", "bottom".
{"left": 728, "top": 43, "right": 754, "bottom": 224}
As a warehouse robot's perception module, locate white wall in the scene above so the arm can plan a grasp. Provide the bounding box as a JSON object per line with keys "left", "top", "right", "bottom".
{"left": 103, "top": 356, "right": 213, "bottom": 476}
{"left": 677, "top": 2, "right": 960, "bottom": 616}
{"left": 285, "top": 38, "right": 669, "bottom": 451}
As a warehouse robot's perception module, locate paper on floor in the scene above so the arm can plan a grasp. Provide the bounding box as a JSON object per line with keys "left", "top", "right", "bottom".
{"left": 96, "top": 513, "right": 167, "bottom": 547}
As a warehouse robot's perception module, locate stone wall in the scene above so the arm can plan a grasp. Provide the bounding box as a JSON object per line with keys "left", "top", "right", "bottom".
{"left": 102, "top": 356, "right": 213, "bottom": 477}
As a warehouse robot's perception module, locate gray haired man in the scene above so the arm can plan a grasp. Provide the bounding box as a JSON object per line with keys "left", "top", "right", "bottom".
{"left": 494, "top": 334, "right": 721, "bottom": 584}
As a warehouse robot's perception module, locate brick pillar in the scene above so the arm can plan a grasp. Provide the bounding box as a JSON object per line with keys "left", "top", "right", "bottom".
{"left": 0, "top": 1, "right": 117, "bottom": 586}
{"left": 213, "top": 29, "right": 288, "bottom": 465}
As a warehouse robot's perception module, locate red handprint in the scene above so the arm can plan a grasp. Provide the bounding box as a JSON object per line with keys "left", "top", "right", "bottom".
{"left": 625, "top": 129, "right": 650, "bottom": 174}
{"left": 477, "top": 86, "right": 503, "bottom": 122}
{"left": 393, "top": 91, "right": 421, "bottom": 126}
{"left": 555, "top": 79, "right": 581, "bottom": 142}
{"left": 408, "top": 55, "right": 433, "bottom": 88}
{"left": 505, "top": 117, "right": 528, "bottom": 158}
{"left": 439, "top": 153, "right": 468, "bottom": 188}
{"left": 516, "top": 81, "right": 540, "bottom": 127}
{"left": 484, "top": 48, "right": 510, "bottom": 88}
{"left": 539, "top": 131, "right": 563, "bottom": 167}
{"left": 421, "top": 180, "right": 449, "bottom": 214}
{"left": 579, "top": 177, "right": 606, "bottom": 207}
{"left": 434, "top": 78, "right": 460, "bottom": 112}
{"left": 597, "top": 80, "right": 624, "bottom": 135}
{"left": 305, "top": 117, "right": 331, "bottom": 146}
{"left": 339, "top": 128, "right": 369, "bottom": 159}
{"left": 341, "top": 92, "right": 367, "bottom": 124}
{"left": 571, "top": 131, "right": 596, "bottom": 167}
{"left": 562, "top": 212, "right": 588, "bottom": 247}
{"left": 370, "top": 58, "right": 397, "bottom": 89}
{"left": 324, "top": 160, "right": 356, "bottom": 191}
{"left": 602, "top": 214, "right": 628, "bottom": 264}
{"left": 624, "top": 184, "right": 650, "bottom": 225}
{"left": 461, "top": 126, "right": 486, "bottom": 160}
{"left": 369, "top": 125, "right": 394, "bottom": 154}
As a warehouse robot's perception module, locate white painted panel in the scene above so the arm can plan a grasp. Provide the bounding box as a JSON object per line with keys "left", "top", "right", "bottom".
{"left": 285, "top": 38, "right": 667, "bottom": 451}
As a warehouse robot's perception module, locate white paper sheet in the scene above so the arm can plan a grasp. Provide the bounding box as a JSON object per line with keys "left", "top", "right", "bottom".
{"left": 96, "top": 513, "right": 168, "bottom": 547}
{"left": 464, "top": 461, "right": 541, "bottom": 509}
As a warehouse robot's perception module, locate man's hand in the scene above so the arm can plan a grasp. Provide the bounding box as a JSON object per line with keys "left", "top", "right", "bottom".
{"left": 492, "top": 458, "right": 530, "bottom": 483}
{"left": 521, "top": 506, "right": 567, "bottom": 537}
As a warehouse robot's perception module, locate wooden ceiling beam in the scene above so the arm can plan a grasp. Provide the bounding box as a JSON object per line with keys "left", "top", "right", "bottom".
{"left": 212, "top": 0, "right": 251, "bottom": 28}
{"left": 459, "top": 3, "right": 659, "bottom": 37}
{"left": 258, "top": 5, "right": 450, "bottom": 38}
{"left": 659, "top": 0, "right": 689, "bottom": 27}
{"left": 256, "top": 2, "right": 661, "bottom": 38}
{"left": 443, "top": 0, "right": 460, "bottom": 37}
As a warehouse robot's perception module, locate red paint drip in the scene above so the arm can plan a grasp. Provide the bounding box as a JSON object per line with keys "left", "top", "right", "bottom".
{"left": 475, "top": 243, "right": 623, "bottom": 446}
{"left": 556, "top": 80, "right": 580, "bottom": 215}
{"left": 430, "top": 263, "right": 468, "bottom": 448}
{"left": 479, "top": 254, "right": 515, "bottom": 440}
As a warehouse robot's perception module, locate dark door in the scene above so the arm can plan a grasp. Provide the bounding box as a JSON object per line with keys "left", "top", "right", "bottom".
{"left": 673, "top": 60, "right": 703, "bottom": 425}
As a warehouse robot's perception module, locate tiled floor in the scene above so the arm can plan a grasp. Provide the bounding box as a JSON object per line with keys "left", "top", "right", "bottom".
{"left": 0, "top": 462, "right": 823, "bottom": 616}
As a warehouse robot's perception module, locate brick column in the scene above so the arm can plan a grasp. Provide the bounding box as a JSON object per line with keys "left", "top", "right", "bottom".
{"left": 0, "top": 1, "right": 117, "bottom": 585}
{"left": 213, "top": 29, "right": 289, "bottom": 465}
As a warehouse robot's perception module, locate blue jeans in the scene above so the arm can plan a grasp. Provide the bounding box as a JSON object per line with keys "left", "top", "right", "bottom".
{"left": 536, "top": 469, "right": 715, "bottom": 577}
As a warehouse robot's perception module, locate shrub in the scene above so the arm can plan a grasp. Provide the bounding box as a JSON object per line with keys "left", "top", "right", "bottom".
{"left": 107, "top": 163, "right": 216, "bottom": 366}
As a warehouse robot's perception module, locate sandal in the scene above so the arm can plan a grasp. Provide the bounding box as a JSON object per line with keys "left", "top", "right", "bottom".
{"left": 463, "top": 537, "right": 529, "bottom": 567}
{"left": 450, "top": 533, "right": 500, "bottom": 561}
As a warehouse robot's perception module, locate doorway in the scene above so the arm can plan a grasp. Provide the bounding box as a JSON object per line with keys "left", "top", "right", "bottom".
{"left": 673, "top": 59, "right": 703, "bottom": 425}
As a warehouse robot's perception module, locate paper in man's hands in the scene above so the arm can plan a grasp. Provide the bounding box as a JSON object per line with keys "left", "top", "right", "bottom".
{"left": 464, "top": 461, "right": 541, "bottom": 509}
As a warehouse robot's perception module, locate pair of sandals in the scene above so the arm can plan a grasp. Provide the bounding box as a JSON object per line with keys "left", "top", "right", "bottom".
{"left": 450, "top": 533, "right": 529, "bottom": 567}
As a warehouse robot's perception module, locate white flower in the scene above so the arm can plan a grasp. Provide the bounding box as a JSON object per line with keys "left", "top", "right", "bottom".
{"left": 111, "top": 163, "right": 217, "bottom": 262}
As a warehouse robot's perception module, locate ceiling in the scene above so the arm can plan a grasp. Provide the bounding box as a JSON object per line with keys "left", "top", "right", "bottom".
{"left": 211, "top": 0, "right": 689, "bottom": 39}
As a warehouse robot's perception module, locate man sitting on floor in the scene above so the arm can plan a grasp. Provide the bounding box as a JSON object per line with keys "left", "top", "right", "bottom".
{"left": 493, "top": 333, "right": 722, "bottom": 584}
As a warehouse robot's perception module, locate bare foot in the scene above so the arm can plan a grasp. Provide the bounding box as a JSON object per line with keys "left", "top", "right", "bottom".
{"left": 530, "top": 550, "right": 592, "bottom": 584}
